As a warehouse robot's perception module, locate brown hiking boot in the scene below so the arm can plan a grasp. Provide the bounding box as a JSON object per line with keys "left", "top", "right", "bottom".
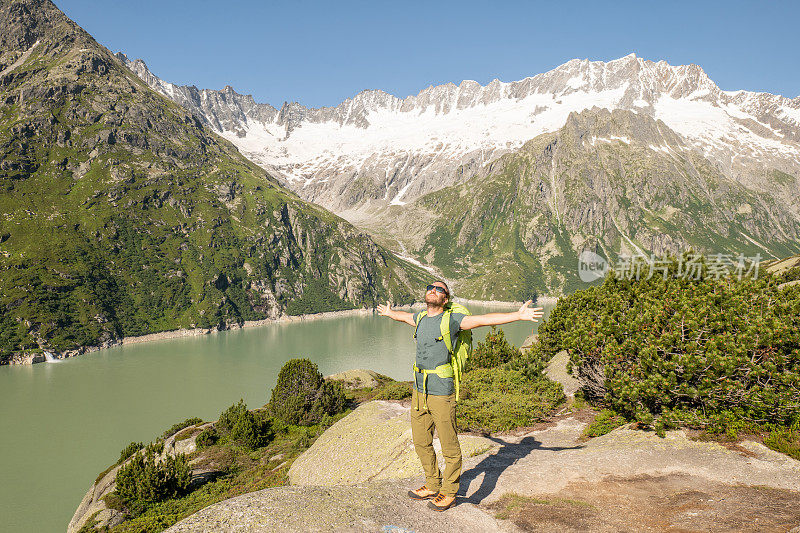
{"left": 427, "top": 493, "right": 456, "bottom": 511}
{"left": 407, "top": 485, "right": 438, "bottom": 500}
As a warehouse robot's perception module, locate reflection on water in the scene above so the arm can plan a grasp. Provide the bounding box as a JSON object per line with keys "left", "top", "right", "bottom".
{"left": 0, "top": 303, "right": 552, "bottom": 532}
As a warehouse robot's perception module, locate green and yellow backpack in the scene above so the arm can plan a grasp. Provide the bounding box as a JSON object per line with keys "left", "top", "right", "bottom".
{"left": 413, "top": 302, "right": 472, "bottom": 408}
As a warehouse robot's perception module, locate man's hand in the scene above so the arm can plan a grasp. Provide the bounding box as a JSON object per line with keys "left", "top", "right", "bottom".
{"left": 377, "top": 301, "right": 416, "bottom": 326}
{"left": 460, "top": 300, "right": 545, "bottom": 330}
{"left": 377, "top": 301, "right": 392, "bottom": 317}
{"left": 517, "top": 300, "right": 544, "bottom": 322}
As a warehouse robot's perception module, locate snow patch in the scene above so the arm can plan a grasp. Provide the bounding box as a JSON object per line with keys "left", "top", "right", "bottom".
{"left": 590, "top": 135, "right": 632, "bottom": 146}
{"left": 566, "top": 75, "right": 586, "bottom": 90}
{"left": 236, "top": 83, "right": 632, "bottom": 182}
{"left": 654, "top": 96, "right": 800, "bottom": 158}
{"left": 688, "top": 88, "right": 710, "bottom": 100}
{"left": 648, "top": 144, "right": 671, "bottom": 154}
{"left": 779, "top": 106, "right": 800, "bottom": 126}
{"left": 0, "top": 40, "right": 40, "bottom": 77}
{"left": 389, "top": 181, "right": 413, "bottom": 206}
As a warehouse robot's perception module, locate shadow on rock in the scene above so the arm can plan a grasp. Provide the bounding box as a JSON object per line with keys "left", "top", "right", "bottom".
{"left": 459, "top": 435, "right": 583, "bottom": 504}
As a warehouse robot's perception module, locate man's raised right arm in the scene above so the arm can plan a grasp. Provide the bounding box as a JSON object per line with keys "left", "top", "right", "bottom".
{"left": 376, "top": 301, "right": 416, "bottom": 326}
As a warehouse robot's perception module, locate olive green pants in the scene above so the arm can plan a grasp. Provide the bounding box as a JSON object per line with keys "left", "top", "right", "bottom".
{"left": 410, "top": 389, "right": 462, "bottom": 497}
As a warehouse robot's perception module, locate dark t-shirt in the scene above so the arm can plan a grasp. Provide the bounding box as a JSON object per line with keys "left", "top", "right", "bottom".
{"left": 412, "top": 310, "right": 466, "bottom": 396}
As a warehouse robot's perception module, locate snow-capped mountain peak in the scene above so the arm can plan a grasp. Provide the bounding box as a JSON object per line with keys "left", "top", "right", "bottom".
{"left": 117, "top": 53, "right": 800, "bottom": 215}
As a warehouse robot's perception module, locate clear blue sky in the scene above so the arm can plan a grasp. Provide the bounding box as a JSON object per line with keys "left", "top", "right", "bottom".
{"left": 56, "top": 0, "right": 800, "bottom": 108}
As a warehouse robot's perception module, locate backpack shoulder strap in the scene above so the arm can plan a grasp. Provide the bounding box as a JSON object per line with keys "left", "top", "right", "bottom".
{"left": 413, "top": 310, "right": 427, "bottom": 339}
{"left": 440, "top": 310, "right": 453, "bottom": 354}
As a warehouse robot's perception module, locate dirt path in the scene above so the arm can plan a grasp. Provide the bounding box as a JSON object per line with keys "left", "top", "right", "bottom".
{"left": 488, "top": 472, "right": 800, "bottom": 532}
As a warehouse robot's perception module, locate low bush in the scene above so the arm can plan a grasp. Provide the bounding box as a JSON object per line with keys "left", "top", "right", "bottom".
{"left": 217, "top": 400, "right": 247, "bottom": 434}
{"left": 531, "top": 255, "right": 800, "bottom": 433}
{"left": 777, "top": 265, "right": 800, "bottom": 284}
{"left": 114, "top": 442, "right": 191, "bottom": 512}
{"left": 102, "top": 492, "right": 125, "bottom": 511}
{"left": 317, "top": 380, "right": 347, "bottom": 417}
{"left": 457, "top": 367, "right": 564, "bottom": 433}
{"left": 161, "top": 417, "right": 203, "bottom": 440}
{"left": 195, "top": 427, "right": 218, "bottom": 448}
{"left": 267, "top": 359, "right": 347, "bottom": 425}
{"left": 466, "top": 327, "right": 521, "bottom": 371}
{"left": 216, "top": 400, "right": 273, "bottom": 450}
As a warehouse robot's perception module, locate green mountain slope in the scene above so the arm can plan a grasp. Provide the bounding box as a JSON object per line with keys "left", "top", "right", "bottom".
{"left": 0, "top": 0, "right": 427, "bottom": 363}
{"left": 376, "top": 109, "right": 800, "bottom": 299}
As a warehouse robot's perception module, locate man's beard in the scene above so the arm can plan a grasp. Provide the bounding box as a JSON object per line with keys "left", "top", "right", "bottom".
{"left": 425, "top": 293, "right": 445, "bottom": 306}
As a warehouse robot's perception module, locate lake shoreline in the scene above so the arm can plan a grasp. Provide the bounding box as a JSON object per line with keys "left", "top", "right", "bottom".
{"left": 5, "top": 297, "right": 559, "bottom": 365}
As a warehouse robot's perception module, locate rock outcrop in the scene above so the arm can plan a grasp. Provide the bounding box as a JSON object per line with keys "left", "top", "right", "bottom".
{"left": 544, "top": 350, "right": 581, "bottom": 398}
{"left": 68, "top": 462, "right": 126, "bottom": 533}
{"left": 166, "top": 479, "right": 509, "bottom": 533}
{"left": 167, "top": 402, "right": 800, "bottom": 532}
{"left": 289, "top": 400, "right": 496, "bottom": 486}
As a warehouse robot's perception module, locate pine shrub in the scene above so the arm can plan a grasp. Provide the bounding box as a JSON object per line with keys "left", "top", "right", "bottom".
{"left": 533, "top": 256, "right": 800, "bottom": 431}
{"left": 216, "top": 399, "right": 272, "bottom": 450}
{"left": 458, "top": 367, "right": 564, "bottom": 433}
{"left": 267, "top": 359, "right": 347, "bottom": 425}
{"left": 466, "top": 327, "right": 521, "bottom": 371}
{"left": 118, "top": 441, "right": 144, "bottom": 464}
{"left": 114, "top": 442, "right": 191, "bottom": 510}
{"left": 195, "top": 428, "right": 217, "bottom": 448}
{"left": 777, "top": 265, "right": 800, "bottom": 283}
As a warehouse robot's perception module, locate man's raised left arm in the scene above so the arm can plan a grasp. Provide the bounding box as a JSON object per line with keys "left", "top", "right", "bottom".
{"left": 459, "top": 300, "right": 544, "bottom": 330}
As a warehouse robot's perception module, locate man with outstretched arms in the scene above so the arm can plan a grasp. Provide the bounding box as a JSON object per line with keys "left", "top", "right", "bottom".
{"left": 377, "top": 280, "right": 543, "bottom": 511}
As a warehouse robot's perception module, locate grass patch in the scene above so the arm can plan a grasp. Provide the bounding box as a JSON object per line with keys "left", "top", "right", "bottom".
{"left": 494, "top": 492, "right": 593, "bottom": 520}
{"left": 94, "top": 463, "right": 117, "bottom": 485}
{"left": 763, "top": 428, "right": 800, "bottom": 461}
{"left": 467, "top": 444, "right": 495, "bottom": 458}
{"left": 174, "top": 427, "right": 200, "bottom": 442}
{"left": 76, "top": 511, "right": 102, "bottom": 533}
{"left": 372, "top": 380, "right": 412, "bottom": 400}
{"left": 582, "top": 409, "right": 627, "bottom": 438}
{"left": 569, "top": 390, "right": 589, "bottom": 411}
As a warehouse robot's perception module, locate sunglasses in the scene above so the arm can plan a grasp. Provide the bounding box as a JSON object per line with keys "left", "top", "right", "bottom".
{"left": 426, "top": 284, "right": 449, "bottom": 296}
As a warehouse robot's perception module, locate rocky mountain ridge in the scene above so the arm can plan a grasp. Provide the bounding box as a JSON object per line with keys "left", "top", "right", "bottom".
{"left": 119, "top": 53, "right": 800, "bottom": 215}
{"left": 367, "top": 108, "right": 800, "bottom": 298}
{"left": 0, "top": 0, "right": 427, "bottom": 363}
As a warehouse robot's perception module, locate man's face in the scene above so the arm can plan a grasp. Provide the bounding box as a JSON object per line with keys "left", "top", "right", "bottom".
{"left": 425, "top": 282, "right": 449, "bottom": 306}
